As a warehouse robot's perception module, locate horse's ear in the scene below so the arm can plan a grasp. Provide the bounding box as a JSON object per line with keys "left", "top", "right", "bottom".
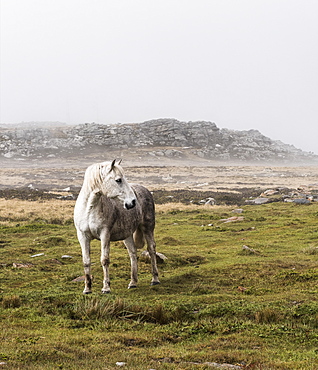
{"left": 108, "top": 159, "right": 121, "bottom": 173}
{"left": 106, "top": 159, "right": 116, "bottom": 174}
{"left": 117, "top": 158, "right": 122, "bottom": 165}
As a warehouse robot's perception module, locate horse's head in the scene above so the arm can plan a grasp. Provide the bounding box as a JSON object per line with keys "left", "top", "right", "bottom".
{"left": 99, "top": 159, "right": 137, "bottom": 210}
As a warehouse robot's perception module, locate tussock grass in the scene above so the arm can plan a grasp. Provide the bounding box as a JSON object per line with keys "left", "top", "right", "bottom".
{"left": 255, "top": 308, "right": 282, "bottom": 324}
{"left": 303, "top": 245, "right": 318, "bottom": 255}
{"left": 73, "top": 296, "right": 176, "bottom": 324}
{"left": 1, "top": 295, "right": 21, "bottom": 308}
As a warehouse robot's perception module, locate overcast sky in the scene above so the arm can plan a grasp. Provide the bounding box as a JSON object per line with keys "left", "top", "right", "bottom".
{"left": 1, "top": 0, "right": 317, "bottom": 153}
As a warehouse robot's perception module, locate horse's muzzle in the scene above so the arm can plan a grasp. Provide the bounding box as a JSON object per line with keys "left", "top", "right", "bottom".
{"left": 125, "top": 198, "right": 136, "bottom": 210}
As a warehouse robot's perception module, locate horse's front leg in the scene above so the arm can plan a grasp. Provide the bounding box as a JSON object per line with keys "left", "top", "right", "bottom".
{"left": 100, "top": 232, "right": 111, "bottom": 294}
{"left": 123, "top": 235, "right": 138, "bottom": 289}
{"left": 77, "top": 230, "right": 92, "bottom": 294}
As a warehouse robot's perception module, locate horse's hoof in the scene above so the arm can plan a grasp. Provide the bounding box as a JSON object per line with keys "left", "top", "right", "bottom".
{"left": 151, "top": 281, "right": 160, "bottom": 286}
{"left": 128, "top": 285, "right": 137, "bottom": 289}
{"left": 83, "top": 290, "right": 92, "bottom": 295}
{"left": 101, "top": 289, "right": 111, "bottom": 294}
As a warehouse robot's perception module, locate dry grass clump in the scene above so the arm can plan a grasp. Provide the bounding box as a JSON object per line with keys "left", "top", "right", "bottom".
{"left": 155, "top": 202, "right": 233, "bottom": 213}
{"left": 0, "top": 198, "right": 75, "bottom": 225}
{"left": 73, "top": 297, "right": 171, "bottom": 324}
{"left": 1, "top": 295, "right": 22, "bottom": 309}
{"left": 255, "top": 308, "right": 282, "bottom": 324}
{"left": 303, "top": 245, "right": 318, "bottom": 255}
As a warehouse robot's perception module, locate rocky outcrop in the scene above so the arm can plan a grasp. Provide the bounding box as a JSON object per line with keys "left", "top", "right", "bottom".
{"left": 0, "top": 119, "right": 317, "bottom": 163}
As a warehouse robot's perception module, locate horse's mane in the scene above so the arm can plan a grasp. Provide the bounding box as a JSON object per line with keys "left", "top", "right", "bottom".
{"left": 82, "top": 163, "right": 103, "bottom": 192}
{"left": 82, "top": 161, "right": 124, "bottom": 193}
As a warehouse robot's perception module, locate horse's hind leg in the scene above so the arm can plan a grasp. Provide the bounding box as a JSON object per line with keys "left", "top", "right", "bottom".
{"left": 123, "top": 235, "right": 138, "bottom": 289}
{"left": 144, "top": 231, "right": 160, "bottom": 286}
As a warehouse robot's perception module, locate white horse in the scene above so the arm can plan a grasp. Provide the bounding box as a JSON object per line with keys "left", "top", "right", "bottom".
{"left": 74, "top": 159, "right": 160, "bottom": 294}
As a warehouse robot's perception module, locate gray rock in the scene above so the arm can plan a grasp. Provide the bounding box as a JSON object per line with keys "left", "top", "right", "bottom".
{"left": 1, "top": 119, "right": 317, "bottom": 163}
{"left": 293, "top": 198, "right": 311, "bottom": 204}
{"left": 247, "top": 197, "right": 270, "bottom": 205}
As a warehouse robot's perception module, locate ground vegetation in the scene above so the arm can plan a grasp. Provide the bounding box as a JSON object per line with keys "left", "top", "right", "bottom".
{"left": 1, "top": 197, "right": 318, "bottom": 369}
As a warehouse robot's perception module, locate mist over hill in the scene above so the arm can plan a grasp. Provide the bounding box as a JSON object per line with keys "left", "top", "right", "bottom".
{"left": 0, "top": 119, "right": 317, "bottom": 164}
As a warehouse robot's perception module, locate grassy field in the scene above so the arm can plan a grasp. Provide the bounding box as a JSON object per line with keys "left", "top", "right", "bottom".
{"left": 1, "top": 198, "right": 318, "bottom": 369}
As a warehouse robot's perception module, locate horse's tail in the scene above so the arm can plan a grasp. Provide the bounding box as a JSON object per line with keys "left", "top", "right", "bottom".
{"left": 133, "top": 226, "right": 145, "bottom": 249}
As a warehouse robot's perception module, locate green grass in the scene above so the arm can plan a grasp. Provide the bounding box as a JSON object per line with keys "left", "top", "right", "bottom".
{"left": 1, "top": 201, "right": 318, "bottom": 369}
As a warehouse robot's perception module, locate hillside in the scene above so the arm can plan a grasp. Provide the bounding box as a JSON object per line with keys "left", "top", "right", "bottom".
{"left": 0, "top": 119, "right": 317, "bottom": 163}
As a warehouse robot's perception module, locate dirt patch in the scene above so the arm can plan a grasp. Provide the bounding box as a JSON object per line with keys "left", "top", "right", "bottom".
{"left": 1, "top": 157, "right": 318, "bottom": 196}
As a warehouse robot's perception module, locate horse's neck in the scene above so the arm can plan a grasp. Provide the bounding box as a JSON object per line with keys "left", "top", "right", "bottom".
{"left": 78, "top": 187, "right": 102, "bottom": 211}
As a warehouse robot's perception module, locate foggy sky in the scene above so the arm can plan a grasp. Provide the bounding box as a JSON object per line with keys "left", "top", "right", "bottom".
{"left": 1, "top": 0, "right": 317, "bottom": 153}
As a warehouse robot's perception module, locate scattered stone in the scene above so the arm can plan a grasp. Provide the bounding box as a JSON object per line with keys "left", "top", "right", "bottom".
{"left": 61, "top": 255, "right": 73, "bottom": 259}
{"left": 237, "top": 286, "right": 247, "bottom": 293}
{"left": 194, "top": 183, "right": 209, "bottom": 188}
{"left": 204, "top": 362, "right": 243, "bottom": 369}
{"left": 140, "top": 251, "right": 168, "bottom": 264}
{"left": 30, "top": 253, "right": 45, "bottom": 258}
{"left": 232, "top": 208, "right": 243, "bottom": 213}
{"left": 219, "top": 216, "right": 244, "bottom": 223}
{"left": 158, "top": 357, "right": 173, "bottom": 363}
{"left": 199, "top": 197, "right": 215, "bottom": 205}
{"left": 205, "top": 197, "right": 216, "bottom": 206}
{"left": 72, "top": 275, "right": 93, "bottom": 282}
{"left": 188, "top": 361, "right": 243, "bottom": 369}
{"left": 284, "top": 198, "right": 295, "bottom": 203}
{"left": 115, "top": 362, "right": 126, "bottom": 367}
{"left": 162, "top": 174, "right": 173, "bottom": 182}
{"left": 46, "top": 259, "right": 63, "bottom": 265}
{"left": 261, "top": 189, "right": 279, "bottom": 196}
{"left": 242, "top": 245, "right": 259, "bottom": 255}
{"left": 57, "top": 194, "right": 76, "bottom": 200}
{"left": 13, "top": 263, "right": 34, "bottom": 268}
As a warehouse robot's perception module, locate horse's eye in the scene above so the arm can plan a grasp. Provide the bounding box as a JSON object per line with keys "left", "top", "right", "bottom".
{"left": 115, "top": 178, "right": 122, "bottom": 184}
